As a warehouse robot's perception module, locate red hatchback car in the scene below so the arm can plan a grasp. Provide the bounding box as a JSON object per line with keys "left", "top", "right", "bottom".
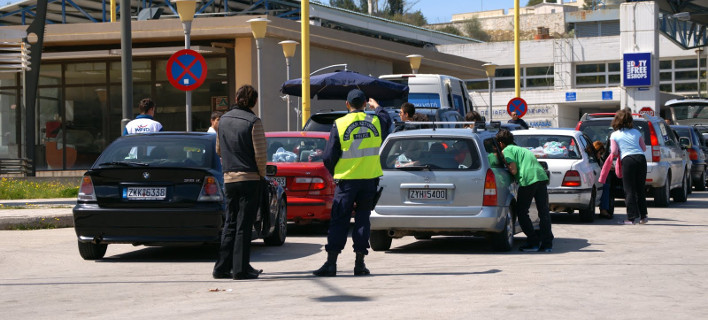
{"left": 265, "top": 131, "right": 335, "bottom": 224}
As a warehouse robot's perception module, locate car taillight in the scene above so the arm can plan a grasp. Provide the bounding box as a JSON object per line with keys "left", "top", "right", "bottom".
{"left": 562, "top": 170, "right": 582, "bottom": 187}
{"left": 290, "top": 177, "right": 326, "bottom": 191}
{"left": 483, "top": 169, "right": 497, "bottom": 206}
{"left": 647, "top": 122, "right": 661, "bottom": 162}
{"left": 688, "top": 148, "right": 698, "bottom": 161}
{"left": 78, "top": 175, "right": 96, "bottom": 201}
{"left": 198, "top": 176, "right": 223, "bottom": 202}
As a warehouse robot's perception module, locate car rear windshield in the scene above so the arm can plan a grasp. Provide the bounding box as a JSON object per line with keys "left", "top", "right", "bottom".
{"left": 408, "top": 93, "right": 441, "bottom": 108}
{"left": 267, "top": 137, "right": 327, "bottom": 163}
{"left": 381, "top": 137, "right": 480, "bottom": 170}
{"left": 578, "top": 119, "right": 651, "bottom": 146}
{"left": 95, "top": 137, "right": 213, "bottom": 169}
{"left": 670, "top": 102, "right": 708, "bottom": 121}
{"left": 514, "top": 135, "right": 582, "bottom": 159}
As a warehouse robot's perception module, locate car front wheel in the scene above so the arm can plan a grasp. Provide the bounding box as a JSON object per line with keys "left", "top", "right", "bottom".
{"left": 370, "top": 230, "right": 392, "bottom": 251}
{"left": 78, "top": 241, "right": 107, "bottom": 260}
{"left": 490, "top": 211, "right": 514, "bottom": 252}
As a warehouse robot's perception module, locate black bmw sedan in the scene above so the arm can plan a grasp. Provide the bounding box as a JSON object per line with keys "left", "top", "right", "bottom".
{"left": 73, "top": 132, "right": 287, "bottom": 260}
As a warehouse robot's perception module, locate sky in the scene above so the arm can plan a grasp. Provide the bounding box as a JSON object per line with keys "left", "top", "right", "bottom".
{"left": 411, "top": 0, "right": 529, "bottom": 24}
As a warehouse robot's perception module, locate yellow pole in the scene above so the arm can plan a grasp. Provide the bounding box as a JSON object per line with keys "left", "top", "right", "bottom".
{"left": 110, "top": 0, "right": 116, "bottom": 22}
{"left": 301, "top": 0, "right": 311, "bottom": 129}
{"left": 514, "top": 0, "right": 520, "bottom": 98}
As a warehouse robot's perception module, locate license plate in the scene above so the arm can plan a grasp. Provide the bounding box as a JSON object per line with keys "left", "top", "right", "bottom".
{"left": 273, "top": 177, "right": 286, "bottom": 187}
{"left": 124, "top": 187, "right": 167, "bottom": 200}
{"left": 408, "top": 189, "right": 447, "bottom": 200}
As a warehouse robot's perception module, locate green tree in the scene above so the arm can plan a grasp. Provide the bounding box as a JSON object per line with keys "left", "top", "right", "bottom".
{"left": 436, "top": 25, "right": 462, "bottom": 36}
{"left": 329, "top": 0, "right": 363, "bottom": 12}
{"left": 526, "top": 0, "right": 556, "bottom": 6}
{"left": 389, "top": 10, "right": 427, "bottom": 26}
{"left": 462, "top": 18, "right": 490, "bottom": 41}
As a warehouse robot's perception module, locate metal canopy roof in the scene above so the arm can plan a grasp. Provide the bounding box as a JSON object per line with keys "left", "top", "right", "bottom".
{"left": 0, "top": 0, "right": 478, "bottom": 47}
{"left": 657, "top": 0, "right": 708, "bottom": 49}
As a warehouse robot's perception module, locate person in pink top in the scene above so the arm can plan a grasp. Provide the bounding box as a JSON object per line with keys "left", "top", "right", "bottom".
{"left": 599, "top": 108, "right": 648, "bottom": 225}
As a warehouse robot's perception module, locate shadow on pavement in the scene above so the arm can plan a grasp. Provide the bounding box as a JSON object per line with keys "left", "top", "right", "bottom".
{"left": 379, "top": 236, "right": 594, "bottom": 254}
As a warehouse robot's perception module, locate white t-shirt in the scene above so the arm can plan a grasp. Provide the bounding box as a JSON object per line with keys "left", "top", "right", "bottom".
{"left": 124, "top": 115, "right": 163, "bottom": 135}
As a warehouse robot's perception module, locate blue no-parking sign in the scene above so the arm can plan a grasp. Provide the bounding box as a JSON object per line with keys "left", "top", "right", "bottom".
{"left": 507, "top": 97, "right": 528, "bottom": 118}
{"left": 166, "top": 49, "right": 208, "bottom": 91}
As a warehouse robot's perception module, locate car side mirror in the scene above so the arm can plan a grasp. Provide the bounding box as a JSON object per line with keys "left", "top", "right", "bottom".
{"left": 266, "top": 164, "right": 278, "bottom": 176}
{"left": 679, "top": 137, "right": 690, "bottom": 149}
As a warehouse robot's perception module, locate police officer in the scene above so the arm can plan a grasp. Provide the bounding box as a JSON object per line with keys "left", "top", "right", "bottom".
{"left": 313, "top": 89, "right": 392, "bottom": 277}
{"left": 123, "top": 98, "right": 163, "bottom": 135}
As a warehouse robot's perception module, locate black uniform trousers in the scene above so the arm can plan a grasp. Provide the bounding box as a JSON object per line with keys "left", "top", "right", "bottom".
{"left": 621, "top": 154, "right": 648, "bottom": 221}
{"left": 325, "top": 179, "right": 378, "bottom": 255}
{"left": 516, "top": 180, "right": 554, "bottom": 247}
{"left": 213, "top": 180, "right": 261, "bottom": 276}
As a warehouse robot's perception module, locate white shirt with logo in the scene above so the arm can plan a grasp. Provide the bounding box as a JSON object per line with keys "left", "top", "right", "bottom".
{"left": 124, "top": 115, "right": 163, "bottom": 135}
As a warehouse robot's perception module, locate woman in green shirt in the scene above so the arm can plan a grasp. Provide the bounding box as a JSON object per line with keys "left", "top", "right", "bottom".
{"left": 496, "top": 129, "right": 554, "bottom": 252}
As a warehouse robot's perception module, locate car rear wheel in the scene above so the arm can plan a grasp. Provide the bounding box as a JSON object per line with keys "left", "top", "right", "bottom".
{"left": 687, "top": 170, "right": 693, "bottom": 195}
{"left": 579, "top": 188, "right": 596, "bottom": 223}
{"left": 78, "top": 241, "right": 107, "bottom": 260}
{"left": 490, "top": 211, "right": 514, "bottom": 252}
{"left": 696, "top": 170, "right": 707, "bottom": 191}
{"left": 671, "top": 171, "right": 689, "bottom": 203}
{"left": 370, "top": 230, "right": 392, "bottom": 251}
{"left": 264, "top": 200, "right": 287, "bottom": 246}
{"left": 654, "top": 172, "right": 671, "bottom": 207}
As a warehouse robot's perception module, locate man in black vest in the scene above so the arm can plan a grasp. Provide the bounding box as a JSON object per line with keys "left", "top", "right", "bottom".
{"left": 213, "top": 85, "right": 267, "bottom": 280}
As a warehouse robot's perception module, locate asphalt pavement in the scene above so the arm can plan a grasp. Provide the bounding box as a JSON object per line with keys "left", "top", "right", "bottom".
{"left": 0, "top": 198, "right": 74, "bottom": 229}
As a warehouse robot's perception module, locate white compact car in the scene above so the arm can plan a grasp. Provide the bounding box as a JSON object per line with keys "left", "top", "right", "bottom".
{"left": 512, "top": 129, "right": 604, "bottom": 222}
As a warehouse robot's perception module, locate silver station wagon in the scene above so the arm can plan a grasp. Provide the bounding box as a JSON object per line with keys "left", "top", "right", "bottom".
{"left": 370, "top": 124, "right": 539, "bottom": 252}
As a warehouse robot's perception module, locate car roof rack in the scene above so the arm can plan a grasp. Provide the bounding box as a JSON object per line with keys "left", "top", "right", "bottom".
{"left": 399, "top": 121, "right": 502, "bottom": 132}
{"left": 579, "top": 112, "right": 648, "bottom": 122}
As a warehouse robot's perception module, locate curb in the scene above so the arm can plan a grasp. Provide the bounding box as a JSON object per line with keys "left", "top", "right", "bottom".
{"left": 0, "top": 213, "right": 73, "bottom": 230}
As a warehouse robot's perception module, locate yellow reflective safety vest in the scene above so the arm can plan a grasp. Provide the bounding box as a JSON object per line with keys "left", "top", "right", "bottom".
{"left": 333, "top": 112, "right": 384, "bottom": 180}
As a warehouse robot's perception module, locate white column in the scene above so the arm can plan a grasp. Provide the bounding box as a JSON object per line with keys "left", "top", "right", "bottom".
{"left": 619, "top": 1, "right": 660, "bottom": 115}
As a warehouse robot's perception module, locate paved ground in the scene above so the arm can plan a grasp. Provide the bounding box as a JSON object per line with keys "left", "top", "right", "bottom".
{"left": 0, "top": 198, "right": 73, "bottom": 229}
{"left": 2, "top": 193, "right": 708, "bottom": 319}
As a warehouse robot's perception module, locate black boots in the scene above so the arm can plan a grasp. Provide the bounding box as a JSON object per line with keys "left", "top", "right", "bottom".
{"left": 354, "top": 252, "right": 370, "bottom": 276}
{"left": 313, "top": 251, "right": 338, "bottom": 277}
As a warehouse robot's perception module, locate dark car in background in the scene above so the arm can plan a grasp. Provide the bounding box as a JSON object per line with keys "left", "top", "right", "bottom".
{"left": 672, "top": 125, "right": 707, "bottom": 191}
{"left": 72, "top": 132, "right": 287, "bottom": 260}
{"left": 303, "top": 109, "right": 401, "bottom": 132}
{"left": 576, "top": 113, "right": 690, "bottom": 207}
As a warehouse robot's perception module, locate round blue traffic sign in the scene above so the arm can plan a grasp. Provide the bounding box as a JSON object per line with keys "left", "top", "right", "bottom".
{"left": 507, "top": 97, "right": 528, "bottom": 118}
{"left": 166, "top": 49, "right": 207, "bottom": 91}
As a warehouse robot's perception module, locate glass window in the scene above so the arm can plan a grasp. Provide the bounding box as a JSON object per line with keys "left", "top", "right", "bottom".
{"left": 0, "top": 91, "right": 18, "bottom": 158}
{"left": 675, "top": 83, "right": 698, "bottom": 92}
{"left": 608, "top": 74, "right": 620, "bottom": 84}
{"left": 381, "top": 138, "right": 480, "bottom": 170}
{"left": 660, "top": 84, "right": 672, "bottom": 92}
{"left": 526, "top": 66, "right": 553, "bottom": 76}
{"left": 659, "top": 60, "right": 672, "bottom": 69}
{"left": 95, "top": 136, "right": 213, "bottom": 169}
{"left": 0, "top": 72, "right": 17, "bottom": 87}
{"left": 514, "top": 135, "right": 581, "bottom": 159}
{"left": 266, "top": 136, "right": 328, "bottom": 162}
{"left": 66, "top": 62, "right": 106, "bottom": 85}
{"left": 674, "top": 59, "right": 697, "bottom": 69}
{"left": 576, "top": 64, "right": 605, "bottom": 73}
{"left": 526, "top": 77, "right": 554, "bottom": 87}
{"left": 110, "top": 60, "right": 152, "bottom": 83}
{"left": 660, "top": 72, "right": 673, "bottom": 81}
{"left": 675, "top": 70, "right": 698, "bottom": 81}
{"left": 408, "top": 93, "right": 441, "bottom": 108}
{"left": 576, "top": 75, "right": 606, "bottom": 85}
{"left": 495, "top": 79, "right": 515, "bottom": 89}
{"left": 482, "top": 138, "right": 504, "bottom": 168}
{"left": 466, "top": 80, "right": 488, "bottom": 90}
{"left": 39, "top": 64, "right": 61, "bottom": 86}
{"left": 495, "top": 68, "right": 515, "bottom": 77}
{"left": 608, "top": 63, "right": 621, "bottom": 72}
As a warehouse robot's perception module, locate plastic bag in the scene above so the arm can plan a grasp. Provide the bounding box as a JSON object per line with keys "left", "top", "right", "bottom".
{"left": 272, "top": 147, "right": 298, "bottom": 162}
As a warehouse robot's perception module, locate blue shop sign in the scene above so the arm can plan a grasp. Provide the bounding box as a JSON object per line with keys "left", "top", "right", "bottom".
{"left": 565, "top": 92, "right": 576, "bottom": 101}
{"left": 623, "top": 52, "right": 652, "bottom": 87}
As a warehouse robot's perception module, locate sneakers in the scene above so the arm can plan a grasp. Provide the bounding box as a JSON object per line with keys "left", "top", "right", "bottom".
{"left": 639, "top": 217, "right": 649, "bottom": 224}
{"left": 619, "top": 219, "right": 636, "bottom": 225}
{"left": 538, "top": 244, "right": 553, "bottom": 253}
{"left": 519, "top": 243, "right": 540, "bottom": 252}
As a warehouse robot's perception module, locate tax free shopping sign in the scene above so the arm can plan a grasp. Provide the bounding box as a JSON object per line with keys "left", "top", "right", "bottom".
{"left": 623, "top": 52, "right": 652, "bottom": 87}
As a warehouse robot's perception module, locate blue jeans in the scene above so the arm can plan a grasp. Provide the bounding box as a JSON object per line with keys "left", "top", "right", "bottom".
{"left": 600, "top": 182, "right": 611, "bottom": 211}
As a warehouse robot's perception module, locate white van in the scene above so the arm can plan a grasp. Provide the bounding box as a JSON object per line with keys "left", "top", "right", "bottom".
{"left": 378, "top": 74, "right": 475, "bottom": 117}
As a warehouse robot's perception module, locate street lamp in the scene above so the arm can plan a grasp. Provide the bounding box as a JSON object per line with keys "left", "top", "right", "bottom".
{"left": 482, "top": 62, "right": 497, "bottom": 122}
{"left": 174, "top": 0, "right": 197, "bottom": 132}
{"left": 407, "top": 54, "right": 423, "bottom": 74}
{"left": 279, "top": 40, "right": 299, "bottom": 131}
{"left": 248, "top": 17, "right": 270, "bottom": 117}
